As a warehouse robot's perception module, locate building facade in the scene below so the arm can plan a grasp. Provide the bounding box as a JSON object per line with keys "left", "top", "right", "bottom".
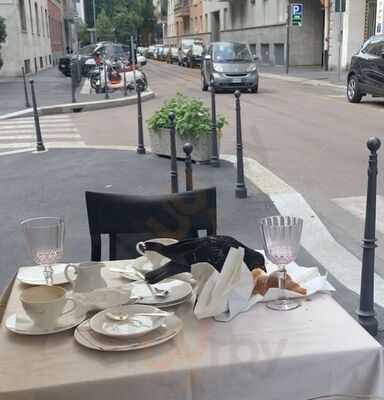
{"left": 0, "top": 0, "right": 53, "bottom": 76}
{"left": 165, "top": 0, "right": 380, "bottom": 70}
{"left": 48, "top": 0, "right": 64, "bottom": 64}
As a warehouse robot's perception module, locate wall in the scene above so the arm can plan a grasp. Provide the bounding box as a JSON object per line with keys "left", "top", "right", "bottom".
{"left": 190, "top": 0, "right": 203, "bottom": 34}
{"left": 328, "top": 0, "right": 366, "bottom": 70}
{"left": 48, "top": 0, "right": 64, "bottom": 62}
{"left": 0, "top": 0, "right": 52, "bottom": 76}
{"left": 289, "top": 0, "right": 323, "bottom": 65}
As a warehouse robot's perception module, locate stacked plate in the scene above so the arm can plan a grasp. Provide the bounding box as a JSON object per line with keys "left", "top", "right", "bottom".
{"left": 17, "top": 264, "right": 69, "bottom": 286}
{"left": 74, "top": 304, "right": 183, "bottom": 351}
{"left": 130, "top": 279, "right": 193, "bottom": 308}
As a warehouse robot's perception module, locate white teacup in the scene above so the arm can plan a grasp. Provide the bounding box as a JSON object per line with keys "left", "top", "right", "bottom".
{"left": 136, "top": 238, "right": 178, "bottom": 268}
{"left": 20, "top": 286, "right": 77, "bottom": 329}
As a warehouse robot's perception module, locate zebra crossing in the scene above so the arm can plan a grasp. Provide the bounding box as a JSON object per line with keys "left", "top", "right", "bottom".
{"left": 0, "top": 115, "right": 85, "bottom": 154}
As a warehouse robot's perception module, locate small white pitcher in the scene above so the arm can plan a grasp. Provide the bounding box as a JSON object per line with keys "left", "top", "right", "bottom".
{"left": 65, "top": 262, "right": 107, "bottom": 293}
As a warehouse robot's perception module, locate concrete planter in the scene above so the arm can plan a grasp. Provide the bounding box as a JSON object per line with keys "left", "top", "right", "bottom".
{"left": 149, "top": 128, "right": 220, "bottom": 162}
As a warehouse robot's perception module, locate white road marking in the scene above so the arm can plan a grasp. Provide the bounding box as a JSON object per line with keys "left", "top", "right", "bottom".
{"left": 333, "top": 196, "right": 384, "bottom": 235}
{"left": 0, "top": 134, "right": 81, "bottom": 140}
{"left": 222, "top": 154, "right": 384, "bottom": 307}
{"left": 0, "top": 116, "right": 84, "bottom": 151}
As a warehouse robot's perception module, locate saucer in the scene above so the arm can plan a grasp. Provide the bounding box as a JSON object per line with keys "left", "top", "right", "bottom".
{"left": 6, "top": 306, "right": 87, "bottom": 336}
{"left": 90, "top": 305, "right": 167, "bottom": 338}
{"left": 75, "top": 314, "right": 183, "bottom": 351}
{"left": 130, "top": 279, "right": 193, "bottom": 306}
{"left": 17, "top": 264, "right": 69, "bottom": 286}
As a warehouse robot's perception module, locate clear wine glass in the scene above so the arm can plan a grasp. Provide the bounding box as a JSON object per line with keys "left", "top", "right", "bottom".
{"left": 260, "top": 216, "right": 303, "bottom": 311}
{"left": 21, "top": 217, "right": 65, "bottom": 286}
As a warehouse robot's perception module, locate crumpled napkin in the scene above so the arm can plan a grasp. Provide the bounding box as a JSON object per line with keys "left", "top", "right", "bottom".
{"left": 192, "top": 247, "right": 335, "bottom": 322}
{"left": 69, "top": 286, "right": 132, "bottom": 312}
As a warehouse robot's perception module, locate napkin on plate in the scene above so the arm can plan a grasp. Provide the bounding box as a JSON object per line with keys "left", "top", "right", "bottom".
{"left": 69, "top": 286, "right": 133, "bottom": 312}
{"left": 192, "top": 247, "right": 335, "bottom": 322}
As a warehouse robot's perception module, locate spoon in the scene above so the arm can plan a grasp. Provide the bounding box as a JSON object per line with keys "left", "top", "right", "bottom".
{"left": 133, "top": 269, "right": 169, "bottom": 298}
{"left": 106, "top": 311, "right": 173, "bottom": 322}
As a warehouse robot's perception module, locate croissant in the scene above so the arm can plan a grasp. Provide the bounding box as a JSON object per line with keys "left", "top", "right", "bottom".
{"left": 252, "top": 269, "right": 307, "bottom": 296}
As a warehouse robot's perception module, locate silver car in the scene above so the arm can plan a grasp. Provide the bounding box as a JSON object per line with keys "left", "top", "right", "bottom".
{"left": 201, "top": 42, "right": 259, "bottom": 93}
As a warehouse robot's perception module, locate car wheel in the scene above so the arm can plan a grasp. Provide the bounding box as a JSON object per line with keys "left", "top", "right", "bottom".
{"left": 201, "top": 73, "right": 208, "bottom": 91}
{"left": 347, "top": 75, "right": 362, "bottom": 103}
{"left": 251, "top": 84, "right": 258, "bottom": 93}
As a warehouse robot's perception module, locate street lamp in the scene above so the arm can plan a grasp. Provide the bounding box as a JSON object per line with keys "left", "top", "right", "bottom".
{"left": 286, "top": 0, "right": 291, "bottom": 74}
{"left": 92, "top": 0, "right": 97, "bottom": 43}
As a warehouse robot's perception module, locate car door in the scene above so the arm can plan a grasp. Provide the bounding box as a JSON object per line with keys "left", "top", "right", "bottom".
{"left": 359, "top": 38, "right": 382, "bottom": 94}
{"left": 370, "top": 39, "right": 384, "bottom": 96}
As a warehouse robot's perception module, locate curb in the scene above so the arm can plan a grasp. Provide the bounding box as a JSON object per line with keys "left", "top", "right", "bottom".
{"left": 0, "top": 89, "right": 155, "bottom": 120}
{"left": 260, "top": 72, "right": 346, "bottom": 89}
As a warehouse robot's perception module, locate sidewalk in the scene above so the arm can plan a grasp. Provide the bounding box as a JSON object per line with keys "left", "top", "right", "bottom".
{"left": 0, "top": 147, "right": 381, "bottom": 340}
{"left": 259, "top": 65, "right": 348, "bottom": 88}
{"left": 0, "top": 67, "right": 74, "bottom": 116}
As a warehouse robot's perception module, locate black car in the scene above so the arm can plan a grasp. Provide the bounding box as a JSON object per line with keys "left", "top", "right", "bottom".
{"left": 347, "top": 34, "right": 384, "bottom": 103}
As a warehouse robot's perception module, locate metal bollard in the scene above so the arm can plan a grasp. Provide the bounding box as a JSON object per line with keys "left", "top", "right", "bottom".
{"left": 183, "top": 143, "right": 193, "bottom": 191}
{"left": 21, "top": 66, "right": 30, "bottom": 108}
{"left": 357, "top": 137, "right": 381, "bottom": 336}
{"left": 123, "top": 64, "right": 127, "bottom": 97}
{"left": 71, "top": 61, "right": 76, "bottom": 103}
{"left": 169, "top": 112, "right": 179, "bottom": 193}
{"left": 104, "top": 63, "right": 109, "bottom": 99}
{"left": 234, "top": 90, "right": 247, "bottom": 199}
{"left": 29, "top": 80, "right": 46, "bottom": 152}
{"left": 209, "top": 79, "right": 220, "bottom": 168}
{"left": 136, "top": 84, "right": 146, "bottom": 154}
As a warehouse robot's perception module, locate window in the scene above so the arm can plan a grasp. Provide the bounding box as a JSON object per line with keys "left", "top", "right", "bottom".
{"left": 45, "top": 9, "right": 49, "bottom": 36}
{"left": 34, "top": 57, "right": 38, "bottom": 72}
{"left": 24, "top": 59, "right": 31, "bottom": 74}
{"left": 362, "top": 38, "right": 384, "bottom": 56}
{"left": 223, "top": 8, "right": 228, "bottom": 30}
{"left": 41, "top": 7, "right": 44, "bottom": 36}
{"left": 40, "top": 56, "right": 43, "bottom": 68}
{"left": 35, "top": 2, "right": 40, "bottom": 35}
{"left": 49, "top": 54, "right": 52, "bottom": 64}
{"left": 28, "top": 0, "right": 33, "bottom": 34}
{"left": 205, "top": 13, "right": 208, "bottom": 32}
{"left": 19, "top": 0, "right": 27, "bottom": 32}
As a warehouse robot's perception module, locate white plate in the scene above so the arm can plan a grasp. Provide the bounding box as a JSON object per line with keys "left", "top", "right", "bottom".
{"left": 5, "top": 306, "right": 86, "bottom": 336}
{"left": 17, "top": 264, "right": 69, "bottom": 286}
{"left": 130, "top": 279, "right": 193, "bottom": 306}
{"left": 90, "top": 305, "right": 166, "bottom": 338}
{"left": 75, "top": 314, "right": 182, "bottom": 351}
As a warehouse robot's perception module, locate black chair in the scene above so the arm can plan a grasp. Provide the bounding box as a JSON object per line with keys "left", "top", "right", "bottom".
{"left": 85, "top": 187, "right": 217, "bottom": 261}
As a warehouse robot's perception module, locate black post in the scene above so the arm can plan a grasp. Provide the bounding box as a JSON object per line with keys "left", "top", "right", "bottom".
{"left": 183, "top": 142, "right": 193, "bottom": 191}
{"left": 136, "top": 84, "right": 146, "bottom": 154}
{"left": 123, "top": 63, "right": 127, "bottom": 97}
{"left": 210, "top": 79, "right": 220, "bottom": 167}
{"left": 169, "top": 112, "right": 178, "bottom": 193}
{"left": 286, "top": 0, "right": 291, "bottom": 75}
{"left": 357, "top": 137, "right": 381, "bottom": 336}
{"left": 234, "top": 90, "right": 247, "bottom": 199}
{"left": 29, "top": 80, "right": 46, "bottom": 152}
{"left": 21, "top": 67, "right": 31, "bottom": 108}
{"left": 104, "top": 61, "right": 109, "bottom": 99}
{"left": 71, "top": 61, "right": 76, "bottom": 103}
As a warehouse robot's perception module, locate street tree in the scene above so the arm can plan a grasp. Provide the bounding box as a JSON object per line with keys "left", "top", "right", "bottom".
{"left": 96, "top": 9, "right": 114, "bottom": 41}
{"left": 0, "top": 16, "right": 7, "bottom": 70}
{"left": 78, "top": 21, "right": 91, "bottom": 46}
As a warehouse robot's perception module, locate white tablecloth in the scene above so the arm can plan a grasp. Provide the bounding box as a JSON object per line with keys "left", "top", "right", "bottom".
{"left": 0, "top": 260, "right": 383, "bottom": 400}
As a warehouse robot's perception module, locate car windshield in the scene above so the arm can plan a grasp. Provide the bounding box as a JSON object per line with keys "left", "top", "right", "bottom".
{"left": 78, "top": 44, "right": 98, "bottom": 56}
{"left": 213, "top": 43, "right": 252, "bottom": 62}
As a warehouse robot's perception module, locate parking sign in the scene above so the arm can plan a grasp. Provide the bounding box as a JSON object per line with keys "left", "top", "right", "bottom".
{"left": 291, "top": 3, "right": 303, "bottom": 27}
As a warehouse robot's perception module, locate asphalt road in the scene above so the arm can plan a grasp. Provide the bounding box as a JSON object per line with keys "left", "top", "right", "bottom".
{"left": 70, "top": 60, "right": 384, "bottom": 282}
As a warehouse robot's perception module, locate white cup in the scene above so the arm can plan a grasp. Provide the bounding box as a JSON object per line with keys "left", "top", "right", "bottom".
{"left": 136, "top": 238, "right": 178, "bottom": 268}
{"left": 20, "top": 286, "right": 77, "bottom": 329}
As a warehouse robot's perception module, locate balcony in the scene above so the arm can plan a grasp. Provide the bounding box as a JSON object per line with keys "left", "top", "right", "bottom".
{"left": 174, "top": 0, "right": 190, "bottom": 17}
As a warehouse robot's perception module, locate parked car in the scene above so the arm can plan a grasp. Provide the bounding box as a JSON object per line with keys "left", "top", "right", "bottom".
{"left": 200, "top": 41, "right": 259, "bottom": 92}
{"left": 170, "top": 47, "right": 179, "bottom": 64}
{"left": 347, "top": 34, "right": 384, "bottom": 103}
{"left": 147, "top": 46, "right": 155, "bottom": 58}
{"left": 178, "top": 39, "right": 203, "bottom": 67}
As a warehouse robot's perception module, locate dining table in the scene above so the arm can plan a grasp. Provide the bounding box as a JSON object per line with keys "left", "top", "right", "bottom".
{"left": 0, "top": 259, "right": 383, "bottom": 400}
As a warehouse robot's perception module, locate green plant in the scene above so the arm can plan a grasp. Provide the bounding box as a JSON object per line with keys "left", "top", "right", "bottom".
{"left": 147, "top": 94, "right": 227, "bottom": 138}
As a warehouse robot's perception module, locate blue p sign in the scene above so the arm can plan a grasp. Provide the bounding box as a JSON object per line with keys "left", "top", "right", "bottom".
{"left": 291, "top": 3, "right": 303, "bottom": 26}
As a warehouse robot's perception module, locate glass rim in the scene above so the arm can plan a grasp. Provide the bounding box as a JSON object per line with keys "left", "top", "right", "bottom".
{"left": 260, "top": 216, "right": 303, "bottom": 226}
{"left": 21, "top": 217, "right": 64, "bottom": 228}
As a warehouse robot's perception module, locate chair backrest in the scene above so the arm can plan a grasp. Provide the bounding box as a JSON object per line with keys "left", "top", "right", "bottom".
{"left": 85, "top": 187, "right": 217, "bottom": 261}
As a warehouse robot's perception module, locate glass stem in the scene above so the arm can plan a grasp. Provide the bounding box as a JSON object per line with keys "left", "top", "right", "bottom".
{"left": 278, "top": 265, "right": 287, "bottom": 302}
{"left": 44, "top": 265, "right": 54, "bottom": 286}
